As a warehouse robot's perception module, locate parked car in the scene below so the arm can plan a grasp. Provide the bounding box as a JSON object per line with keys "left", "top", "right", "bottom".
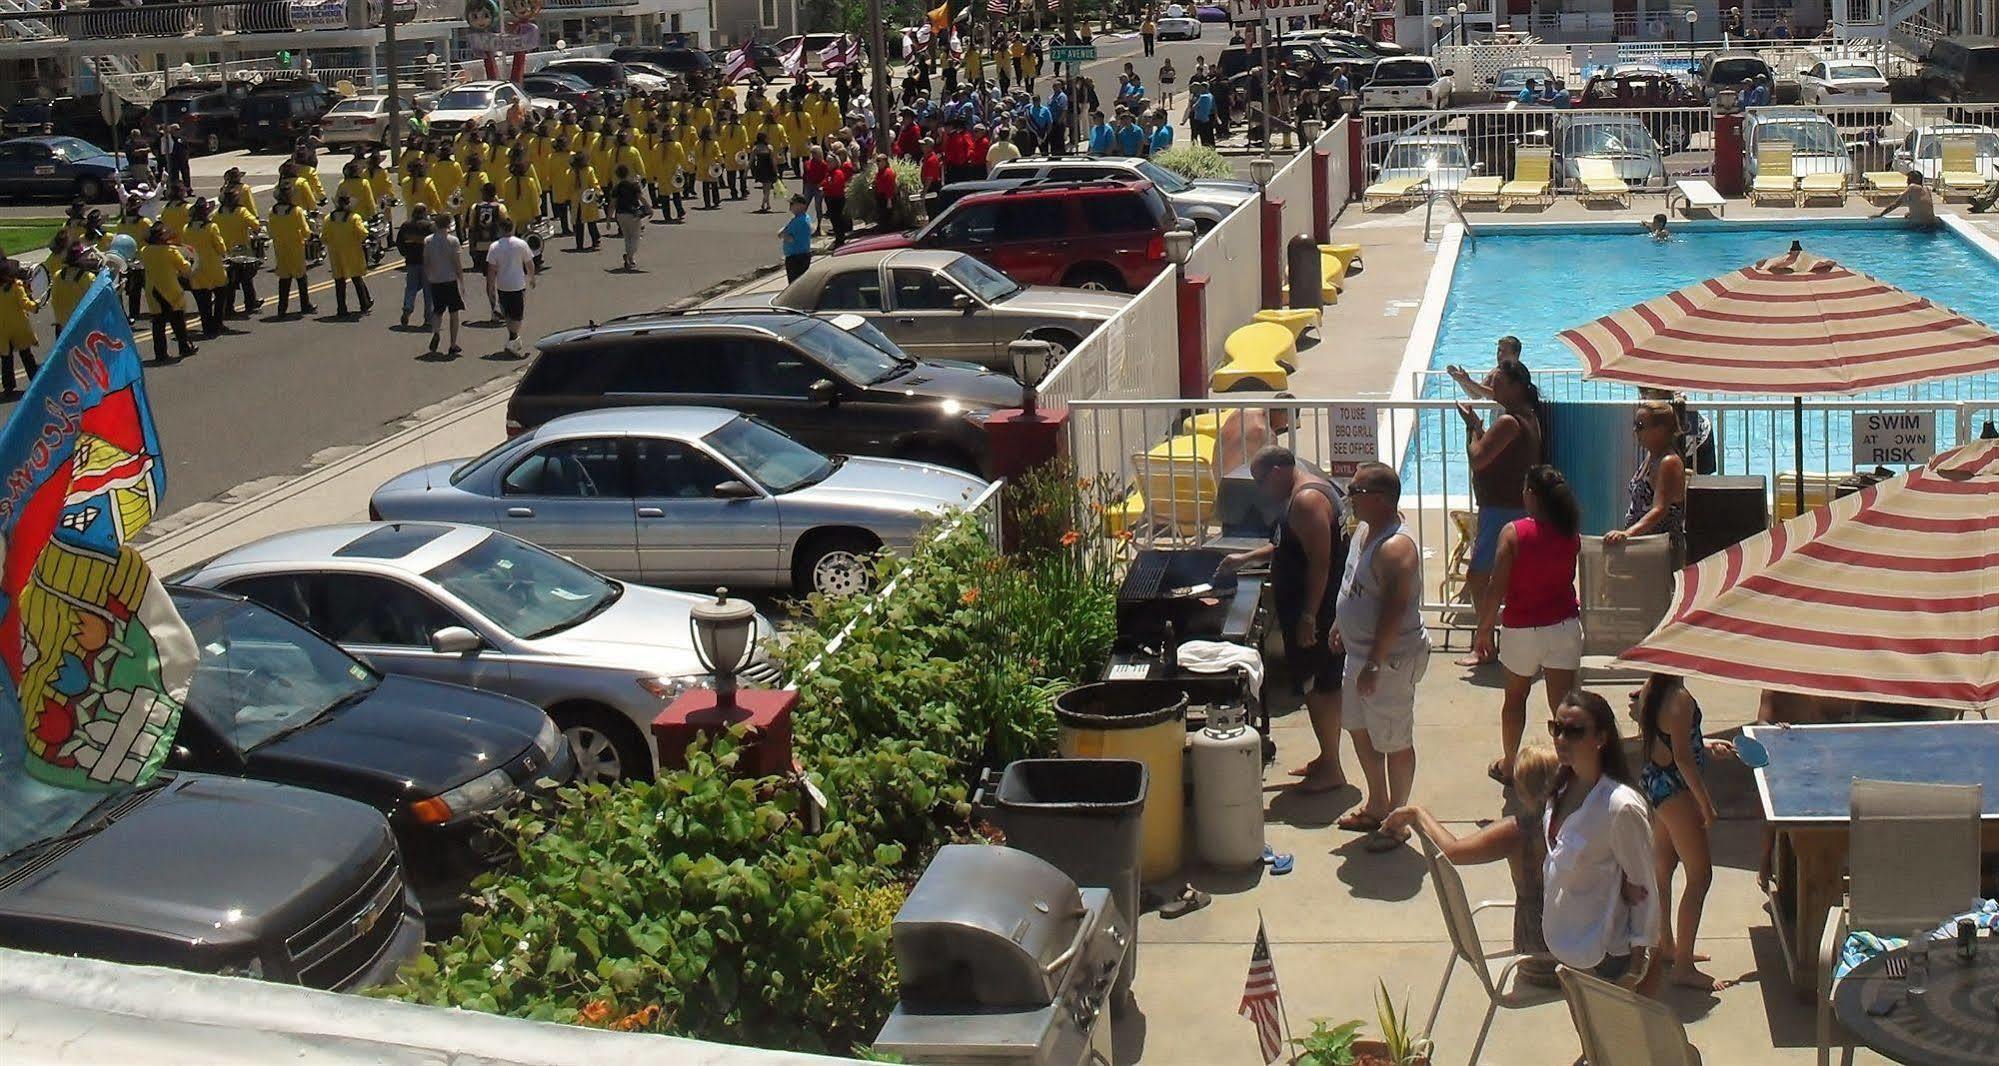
{"left": 1156, "top": 15, "right": 1202, "bottom": 39}
{"left": 519, "top": 71, "right": 600, "bottom": 112}
{"left": 1918, "top": 35, "right": 1999, "bottom": 104}
{"left": 1743, "top": 107, "right": 1853, "bottom": 184}
{"left": 239, "top": 78, "right": 340, "bottom": 152}
{"left": 1797, "top": 59, "right": 1891, "bottom": 107}
{"left": 2, "top": 95, "right": 132, "bottom": 144}
{"left": 538, "top": 58, "right": 628, "bottom": 101}
{"left": 1554, "top": 114, "right": 1668, "bottom": 190}
{"left": 0, "top": 770, "right": 423, "bottom": 989}
{"left": 371, "top": 407, "right": 985, "bottom": 598}
{"left": 1361, "top": 56, "right": 1453, "bottom": 110}
{"left": 609, "top": 44, "right": 716, "bottom": 74}
{"left": 149, "top": 81, "right": 250, "bottom": 154}
{"left": 1373, "top": 134, "right": 1474, "bottom": 194}
{"left": 507, "top": 308, "right": 1023, "bottom": 475}
{"left": 1289, "top": 28, "right": 1408, "bottom": 57}
{"left": 1217, "top": 42, "right": 1374, "bottom": 87}
{"left": 0, "top": 136, "right": 124, "bottom": 202}
{"left": 1194, "top": 4, "right": 1230, "bottom": 21}
{"left": 422, "top": 81, "right": 528, "bottom": 137}
{"left": 618, "top": 65, "right": 675, "bottom": 94}
{"left": 173, "top": 522, "right": 779, "bottom": 786}
{"left": 986, "top": 154, "right": 1256, "bottom": 233}
{"left": 1694, "top": 50, "right": 1773, "bottom": 101}
{"left": 316, "top": 94, "right": 416, "bottom": 148}
{"left": 712, "top": 249, "right": 1127, "bottom": 368}
{"left": 835, "top": 179, "right": 1177, "bottom": 293}
{"left": 164, "top": 586, "right": 572, "bottom": 918}
{"left": 1488, "top": 65, "right": 1556, "bottom": 102}
{"left": 1895, "top": 122, "right": 1999, "bottom": 183}
{"left": 1575, "top": 71, "right": 1701, "bottom": 152}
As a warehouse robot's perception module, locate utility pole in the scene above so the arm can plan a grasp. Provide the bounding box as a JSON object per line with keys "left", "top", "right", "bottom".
{"left": 383, "top": 0, "right": 402, "bottom": 178}
{"left": 1064, "top": 0, "right": 1078, "bottom": 145}
{"left": 867, "top": 0, "right": 891, "bottom": 151}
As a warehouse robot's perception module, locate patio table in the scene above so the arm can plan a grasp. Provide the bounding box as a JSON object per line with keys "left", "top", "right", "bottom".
{"left": 1744, "top": 721, "right": 1999, "bottom": 996}
{"left": 1834, "top": 942, "right": 1999, "bottom": 1065}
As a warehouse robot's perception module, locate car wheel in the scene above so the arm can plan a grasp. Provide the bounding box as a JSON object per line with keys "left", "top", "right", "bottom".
{"left": 1025, "top": 328, "right": 1080, "bottom": 365}
{"left": 554, "top": 706, "right": 650, "bottom": 785}
{"left": 795, "top": 530, "right": 881, "bottom": 598}
{"left": 75, "top": 175, "right": 104, "bottom": 202}
{"left": 1062, "top": 264, "right": 1128, "bottom": 292}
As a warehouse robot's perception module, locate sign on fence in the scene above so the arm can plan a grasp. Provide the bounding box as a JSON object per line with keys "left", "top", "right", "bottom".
{"left": 1852, "top": 411, "right": 1935, "bottom": 466}
{"left": 1229, "top": 0, "right": 1317, "bottom": 21}
{"left": 1325, "top": 404, "right": 1381, "bottom": 480}
{"left": 1049, "top": 45, "right": 1097, "bottom": 63}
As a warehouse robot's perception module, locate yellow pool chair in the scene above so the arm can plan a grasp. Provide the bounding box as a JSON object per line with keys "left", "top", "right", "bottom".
{"left": 1860, "top": 170, "right": 1908, "bottom": 205}
{"left": 1500, "top": 147, "right": 1553, "bottom": 209}
{"left": 1253, "top": 307, "right": 1321, "bottom": 339}
{"left": 1751, "top": 141, "right": 1798, "bottom": 205}
{"left": 1455, "top": 173, "right": 1503, "bottom": 208}
{"left": 1363, "top": 174, "right": 1428, "bottom": 210}
{"left": 1320, "top": 243, "right": 1363, "bottom": 275}
{"left": 1576, "top": 158, "right": 1631, "bottom": 206}
{"left": 1941, "top": 136, "right": 1987, "bottom": 200}
{"left": 1135, "top": 433, "right": 1220, "bottom": 538}
{"left": 1209, "top": 322, "right": 1295, "bottom": 393}
{"left": 1798, "top": 168, "right": 1848, "bottom": 205}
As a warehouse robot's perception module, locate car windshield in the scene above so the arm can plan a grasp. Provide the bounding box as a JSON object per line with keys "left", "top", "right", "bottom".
{"left": 1760, "top": 121, "right": 1843, "bottom": 155}
{"left": 1495, "top": 67, "right": 1552, "bottom": 89}
{"left": 176, "top": 593, "right": 380, "bottom": 752}
{"left": 1710, "top": 58, "right": 1766, "bottom": 84}
{"left": 705, "top": 416, "right": 832, "bottom": 492}
{"left": 0, "top": 770, "right": 116, "bottom": 860}
{"left": 1918, "top": 129, "right": 1999, "bottom": 157}
{"left": 793, "top": 319, "right": 903, "bottom": 383}
{"left": 45, "top": 137, "right": 99, "bottom": 160}
{"left": 944, "top": 255, "right": 1023, "bottom": 302}
{"left": 1562, "top": 122, "right": 1654, "bottom": 158}
{"left": 1131, "top": 158, "right": 1192, "bottom": 193}
{"left": 426, "top": 533, "right": 620, "bottom": 639}
{"left": 1384, "top": 141, "right": 1469, "bottom": 171}
{"left": 1829, "top": 64, "right": 1882, "bottom": 80}
{"left": 435, "top": 88, "right": 496, "bottom": 110}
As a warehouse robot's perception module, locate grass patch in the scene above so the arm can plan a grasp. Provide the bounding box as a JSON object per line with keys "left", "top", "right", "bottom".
{"left": 0, "top": 218, "right": 64, "bottom": 257}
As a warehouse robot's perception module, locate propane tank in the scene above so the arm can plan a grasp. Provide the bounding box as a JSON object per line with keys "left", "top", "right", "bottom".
{"left": 1190, "top": 701, "right": 1265, "bottom": 869}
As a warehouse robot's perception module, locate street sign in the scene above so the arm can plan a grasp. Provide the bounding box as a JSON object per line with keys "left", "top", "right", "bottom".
{"left": 1049, "top": 45, "right": 1097, "bottom": 63}
{"left": 1852, "top": 411, "right": 1935, "bottom": 466}
{"left": 1229, "top": 0, "right": 1318, "bottom": 22}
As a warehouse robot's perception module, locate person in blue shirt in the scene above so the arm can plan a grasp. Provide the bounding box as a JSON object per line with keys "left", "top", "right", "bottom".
{"left": 1028, "top": 95, "right": 1054, "bottom": 151}
{"left": 1517, "top": 78, "right": 1540, "bottom": 104}
{"left": 1112, "top": 112, "right": 1146, "bottom": 157}
{"left": 1048, "top": 81, "right": 1071, "bottom": 153}
{"left": 1088, "top": 110, "right": 1116, "bottom": 154}
{"left": 780, "top": 195, "right": 814, "bottom": 282}
{"left": 1186, "top": 82, "right": 1217, "bottom": 146}
{"left": 1147, "top": 110, "right": 1173, "bottom": 155}
{"left": 1332, "top": 65, "right": 1351, "bottom": 97}
{"left": 1541, "top": 80, "right": 1570, "bottom": 107}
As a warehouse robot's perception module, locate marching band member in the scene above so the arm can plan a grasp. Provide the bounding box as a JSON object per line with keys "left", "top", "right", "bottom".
{"left": 400, "top": 156, "right": 444, "bottom": 218}
{"left": 324, "top": 193, "right": 373, "bottom": 317}
{"left": 610, "top": 129, "right": 648, "bottom": 195}
{"left": 779, "top": 102, "right": 813, "bottom": 179}
{"left": 49, "top": 244, "right": 94, "bottom": 334}
{"left": 460, "top": 151, "right": 492, "bottom": 230}
{"left": 215, "top": 186, "right": 264, "bottom": 317}
{"left": 114, "top": 193, "right": 152, "bottom": 318}
{"left": 502, "top": 155, "right": 542, "bottom": 234}
{"left": 558, "top": 152, "right": 602, "bottom": 251}
{"left": 160, "top": 182, "right": 192, "bottom": 240}
{"left": 291, "top": 140, "right": 326, "bottom": 206}
{"left": 694, "top": 126, "right": 723, "bottom": 210}
{"left": 430, "top": 146, "right": 465, "bottom": 223}
{"left": 547, "top": 135, "right": 575, "bottom": 234}
{"left": 182, "top": 198, "right": 230, "bottom": 337}
{"left": 267, "top": 185, "right": 319, "bottom": 318}
{"left": 652, "top": 123, "right": 687, "bottom": 222}
{"left": 337, "top": 160, "right": 379, "bottom": 221}
{"left": 719, "top": 110, "right": 749, "bottom": 200}
{"left": 0, "top": 260, "right": 41, "bottom": 393}
{"left": 138, "top": 222, "right": 197, "bottom": 363}
{"left": 275, "top": 161, "right": 315, "bottom": 218}
{"left": 221, "top": 166, "right": 260, "bottom": 221}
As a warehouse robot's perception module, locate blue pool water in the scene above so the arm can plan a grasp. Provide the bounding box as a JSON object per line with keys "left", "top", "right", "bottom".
{"left": 1407, "top": 222, "right": 1999, "bottom": 504}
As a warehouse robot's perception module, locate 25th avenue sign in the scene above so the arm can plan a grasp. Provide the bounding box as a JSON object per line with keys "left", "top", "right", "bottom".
{"left": 1229, "top": 0, "right": 1323, "bottom": 21}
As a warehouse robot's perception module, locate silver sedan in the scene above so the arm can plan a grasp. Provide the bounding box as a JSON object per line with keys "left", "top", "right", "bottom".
{"left": 368, "top": 407, "right": 989, "bottom": 599}
{"left": 706, "top": 249, "right": 1129, "bottom": 372}
{"left": 171, "top": 521, "right": 779, "bottom": 785}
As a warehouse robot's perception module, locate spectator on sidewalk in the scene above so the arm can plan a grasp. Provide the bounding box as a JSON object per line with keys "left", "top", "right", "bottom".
{"left": 396, "top": 204, "right": 434, "bottom": 327}
{"left": 485, "top": 217, "right": 535, "bottom": 355}
{"left": 422, "top": 213, "right": 465, "bottom": 356}
{"left": 781, "top": 194, "right": 814, "bottom": 282}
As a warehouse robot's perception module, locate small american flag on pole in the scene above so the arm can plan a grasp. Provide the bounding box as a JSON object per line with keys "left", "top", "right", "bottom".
{"left": 1239, "top": 918, "right": 1287, "bottom": 1065}
{"left": 986, "top": 0, "right": 1009, "bottom": 12}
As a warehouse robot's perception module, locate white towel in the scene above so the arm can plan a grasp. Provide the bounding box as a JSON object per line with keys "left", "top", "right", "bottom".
{"left": 1176, "top": 640, "right": 1264, "bottom": 703}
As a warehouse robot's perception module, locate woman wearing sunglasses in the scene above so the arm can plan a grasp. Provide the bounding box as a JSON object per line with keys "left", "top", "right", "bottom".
{"left": 1604, "top": 397, "right": 1689, "bottom": 552}
{"left": 1542, "top": 689, "right": 1659, "bottom": 989}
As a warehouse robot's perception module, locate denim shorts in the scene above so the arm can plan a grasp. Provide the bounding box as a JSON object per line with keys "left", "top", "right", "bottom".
{"left": 1472, "top": 507, "right": 1528, "bottom": 572}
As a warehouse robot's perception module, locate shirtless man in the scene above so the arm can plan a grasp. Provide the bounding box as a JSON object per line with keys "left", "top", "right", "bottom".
{"left": 1876, "top": 171, "right": 1938, "bottom": 228}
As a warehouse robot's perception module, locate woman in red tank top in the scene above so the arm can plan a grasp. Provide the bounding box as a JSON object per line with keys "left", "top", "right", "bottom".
{"left": 1474, "top": 464, "right": 1584, "bottom": 785}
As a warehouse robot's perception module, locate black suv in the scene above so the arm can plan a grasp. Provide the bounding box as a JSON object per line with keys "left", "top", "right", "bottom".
{"left": 240, "top": 78, "right": 339, "bottom": 152}
{"left": 1920, "top": 36, "right": 1999, "bottom": 104}
{"left": 2, "top": 96, "right": 133, "bottom": 143}
{"left": 509, "top": 309, "right": 1023, "bottom": 476}
{"left": 150, "top": 81, "right": 252, "bottom": 154}
{"left": 611, "top": 44, "right": 717, "bottom": 74}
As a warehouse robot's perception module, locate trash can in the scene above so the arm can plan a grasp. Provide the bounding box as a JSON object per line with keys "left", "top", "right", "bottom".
{"left": 974, "top": 758, "right": 1148, "bottom": 998}
{"left": 1053, "top": 680, "right": 1188, "bottom": 883}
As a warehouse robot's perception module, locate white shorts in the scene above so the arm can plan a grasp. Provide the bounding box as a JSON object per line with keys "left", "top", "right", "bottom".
{"left": 1498, "top": 616, "right": 1584, "bottom": 679}
{"left": 1343, "top": 645, "right": 1429, "bottom": 753}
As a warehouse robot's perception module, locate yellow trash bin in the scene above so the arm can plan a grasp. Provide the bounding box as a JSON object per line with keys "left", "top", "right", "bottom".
{"left": 1054, "top": 680, "right": 1189, "bottom": 883}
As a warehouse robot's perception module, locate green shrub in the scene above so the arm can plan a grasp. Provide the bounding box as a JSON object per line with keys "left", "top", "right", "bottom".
{"left": 1153, "top": 144, "right": 1237, "bottom": 181}
{"left": 844, "top": 157, "right": 926, "bottom": 229}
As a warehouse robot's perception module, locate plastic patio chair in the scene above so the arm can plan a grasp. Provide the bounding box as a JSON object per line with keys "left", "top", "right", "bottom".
{"left": 1751, "top": 141, "right": 1798, "bottom": 205}
{"left": 1499, "top": 146, "right": 1553, "bottom": 209}
{"left": 1416, "top": 832, "right": 1550, "bottom": 1066}
{"left": 1558, "top": 966, "right": 1702, "bottom": 1066}
{"left": 1816, "top": 779, "right": 1983, "bottom": 1066}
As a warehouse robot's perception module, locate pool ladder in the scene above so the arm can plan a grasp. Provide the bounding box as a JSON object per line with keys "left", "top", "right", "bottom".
{"left": 1424, "top": 185, "right": 1476, "bottom": 247}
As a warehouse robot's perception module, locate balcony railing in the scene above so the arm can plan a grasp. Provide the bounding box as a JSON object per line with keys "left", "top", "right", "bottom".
{"left": 0, "top": 0, "right": 455, "bottom": 44}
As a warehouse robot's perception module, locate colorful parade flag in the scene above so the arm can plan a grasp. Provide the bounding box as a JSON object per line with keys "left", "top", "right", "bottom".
{"left": 0, "top": 270, "right": 194, "bottom": 791}
{"left": 928, "top": 0, "right": 952, "bottom": 32}
{"left": 723, "top": 43, "right": 755, "bottom": 83}
{"left": 781, "top": 37, "right": 808, "bottom": 78}
{"left": 819, "top": 33, "right": 859, "bottom": 70}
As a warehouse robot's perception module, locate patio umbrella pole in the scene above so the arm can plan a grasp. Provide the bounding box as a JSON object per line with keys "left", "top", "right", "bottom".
{"left": 1794, "top": 395, "right": 1806, "bottom": 518}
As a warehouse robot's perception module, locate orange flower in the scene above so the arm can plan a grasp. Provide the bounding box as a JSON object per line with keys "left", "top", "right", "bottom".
{"left": 1114, "top": 528, "right": 1135, "bottom": 542}
{"left": 961, "top": 587, "right": 980, "bottom": 605}
{"left": 578, "top": 1000, "right": 615, "bottom": 1025}
{"left": 612, "top": 1004, "right": 662, "bottom": 1031}
{"left": 1060, "top": 530, "right": 1081, "bottom": 547}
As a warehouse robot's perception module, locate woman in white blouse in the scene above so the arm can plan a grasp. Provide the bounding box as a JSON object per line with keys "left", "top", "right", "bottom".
{"left": 1542, "top": 689, "right": 1660, "bottom": 987}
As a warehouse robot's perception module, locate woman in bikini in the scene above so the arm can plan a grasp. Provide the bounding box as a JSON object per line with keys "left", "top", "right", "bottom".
{"left": 1635, "top": 673, "right": 1731, "bottom": 991}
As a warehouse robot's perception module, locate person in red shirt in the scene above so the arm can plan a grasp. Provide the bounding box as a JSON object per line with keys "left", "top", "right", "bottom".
{"left": 892, "top": 110, "right": 923, "bottom": 161}
{"left": 872, "top": 154, "right": 898, "bottom": 226}
{"left": 942, "top": 121, "right": 974, "bottom": 184}
{"left": 802, "top": 145, "right": 831, "bottom": 236}
{"left": 969, "top": 123, "right": 993, "bottom": 179}
{"left": 822, "top": 153, "right": 854, "bottom": 247}
{"left": 919, "top": 140, "right": 943, "bottom": 190}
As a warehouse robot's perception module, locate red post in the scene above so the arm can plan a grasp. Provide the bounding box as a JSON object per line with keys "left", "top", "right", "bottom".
{"left": 1713, "top": 111, "right": 1746, "bottom": 198}
{"left": 1259, "top": 196, "right": 1285, "bottom": 310}
{"left": 1177, "top": 271, "right": 1209, "bottom": 399}
{"left": 652, "top": 688, "right": 797, "bottom": 777}
{"left": 1347, "top": 117, "right": 1365, "bottom": 202}
{"left": 985, "top": 407, "right": 1071, "bottom": 481}
{"left": 1311, "top": 149, "right": 1332, "bottom": 245}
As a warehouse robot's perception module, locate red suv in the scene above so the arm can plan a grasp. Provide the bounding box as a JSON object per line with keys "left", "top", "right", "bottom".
{"left": 834, "top": 180, "right": 1176, "bottom": 292}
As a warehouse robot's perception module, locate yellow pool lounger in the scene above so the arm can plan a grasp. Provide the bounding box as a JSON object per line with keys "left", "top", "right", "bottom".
{"left": 1211, "top": 322, "right": 1296, "bottom": 393}
{"left": 1750, "top": 141, "right": 1798, "bottom": 205}
{"left": 1362, "top": 175, "right": 1428, "bottom": 210}
{"left": 1253, "top": 307, "right": 1321, "bottom": 339}
{"left": 1861, "top": 171, "right": 1908, "bottom": 204}
{"left": 1576, "top": 158, "right": 1631, "bottom": 206}
{"left": 1941, "top": 136, "right": 1987, "bottom": 199}
{"left": 1798, "top": 170, "right": 1848, "bottom": 204}
{"left": 1319, "top": 243, "right": 1363, "bottom": 275}
{"left": 1500, "top": 147, "right": 1553, "bottom": 208}
{"left": 1454, "top": 175, "right": 1503, "bottom": 207}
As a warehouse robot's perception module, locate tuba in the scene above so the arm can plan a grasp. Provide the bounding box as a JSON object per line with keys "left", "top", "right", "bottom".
{"left": 446, "top": 189, "right": 465, "bottom": 213}
{"left": 706, "top": 161, "right": 724, "bottom": 181}
{"left": 733, "top": 149, "right": 749, "bottom": 169}
{"left": 27, "top": 263, "right": 51, "bottom": 303}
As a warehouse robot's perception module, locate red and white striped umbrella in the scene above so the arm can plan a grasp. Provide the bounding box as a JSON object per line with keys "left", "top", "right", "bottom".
{"left": 1557, "top": 245, "right": 1999, "bottom": 395}
{"left": 1618, "top": 437, "right": 1999, "bottom": 712}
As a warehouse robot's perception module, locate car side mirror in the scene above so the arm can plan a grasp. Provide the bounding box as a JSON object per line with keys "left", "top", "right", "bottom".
{"left": 809, "top": 377, "right": 839, "bottom": 405}
{"left": 713, "top": 479, "right": 759, "bottom": 500}
{"left": 429, "top": 626, "right": 482, "bottom": 654}
{"left": 1443, "top": 69, "right": 1455, "bottom": 77}
{"left": 952, "top": 292, "right": 974, "bottom": 312}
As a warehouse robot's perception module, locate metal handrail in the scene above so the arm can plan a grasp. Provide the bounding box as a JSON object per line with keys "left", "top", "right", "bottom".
{"left": 1423, "top": 182, "right": 1475, "bottom": 245}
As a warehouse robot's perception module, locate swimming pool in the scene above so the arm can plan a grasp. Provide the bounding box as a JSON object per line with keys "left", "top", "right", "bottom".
{"left": 1403, "top": 219, "right": 1999, "bottom": 503}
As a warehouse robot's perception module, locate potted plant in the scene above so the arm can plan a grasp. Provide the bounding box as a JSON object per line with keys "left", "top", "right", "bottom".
{"left": 1290, "top": 983, "right": 1431, "bottom": 1066}
{"left": 1288, "top": 1018, "right": 1362, "bottom": 1066}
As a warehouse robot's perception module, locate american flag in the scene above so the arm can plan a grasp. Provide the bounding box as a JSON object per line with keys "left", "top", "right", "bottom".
{"left": 818, "top": 34, "right": 858, "bottom": 70}
{"left": 1238, "top": 919, "right": 1287, "bottom": 1065}
{"left": 722, "top": 44, "right": 754, "bottom": 83}
{"left": 781, "top": 38, "right": 808, "bottom": 78}
{"left": 986, "top": 0, "right": 1009, "bottom": 12}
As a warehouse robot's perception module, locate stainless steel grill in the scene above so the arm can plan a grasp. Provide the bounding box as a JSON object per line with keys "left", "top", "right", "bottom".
{"left": 285, "top": 848, "right": 405, "bottom": 989}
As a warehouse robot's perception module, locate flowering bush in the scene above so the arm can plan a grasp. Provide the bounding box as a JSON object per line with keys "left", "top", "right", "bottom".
{"left": 1153, "top": 144, "right": 1237, "bottom": 181}
{"left": 843, "top": 157, "right": 926, "bottom": 229}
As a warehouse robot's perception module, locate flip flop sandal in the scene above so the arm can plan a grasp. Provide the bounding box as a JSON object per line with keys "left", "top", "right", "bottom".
{"left": 1335, "top": 812, "right": 1382, "bottom": 833}
{"left": 1261, "top": 845, "right": 1296, "bottom": 874}
{"left": 1365, "top": 830, "right": 1411, "bottom": 853}
{"left": 1158, "top": 885, "right": 1212, "bottom": 919}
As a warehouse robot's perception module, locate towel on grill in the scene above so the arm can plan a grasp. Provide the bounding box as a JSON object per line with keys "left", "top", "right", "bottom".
{"left": 1177, "top": 641, "right": 1264, "bottom": 702}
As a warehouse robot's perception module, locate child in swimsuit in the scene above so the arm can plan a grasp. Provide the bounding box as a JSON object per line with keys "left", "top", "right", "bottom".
{"left": 1634, "top": 673, "right": 1731, "bottom": 992}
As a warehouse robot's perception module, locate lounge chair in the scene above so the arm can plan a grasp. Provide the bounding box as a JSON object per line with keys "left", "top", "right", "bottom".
{"left": 1252, "top": 307, "right": 1321, "bottom": 339}
{"left": 1798, "top": 169, "right": 1848, "bottom": 205}
{"left": 1210, "top": 322, "right": 1295, "bottom": 392}
{"left": 1859, "top": 170, "right": 1908, "bottom": 205}
{"left": 1750, "top": 141, "right": 1798, "bottom": 206}
{"left": 1363, "top": 174, "right": 1428, "bottom": 210}
{"left": 1576, "top": 158, "right": 1631, "bottom": 206}
{"left": 1455, "top": 173, "right": 1504, "bottom": 209}
{"left": 1134, "top": 433, "right": 1220, "bottom": 540}
{"left": 1499, "top": 147, "right": 1553, "bottom": 209}
{"left": 1940, "top": 136, "right": 1987, "bottom": 200}
{"left": 1319, "top": 243, "right": 1363, "bottom": 275}
{"left": 1817, "top": 780, "right": 1983, "bottom": 1066}
{"left": 1560, "top": 968, "right": 1702, "bottom": 1066}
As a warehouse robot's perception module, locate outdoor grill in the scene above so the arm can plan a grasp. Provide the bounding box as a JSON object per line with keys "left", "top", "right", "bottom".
{"left": 874, "top": 845, "right": 1127, "bottom": 1066}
